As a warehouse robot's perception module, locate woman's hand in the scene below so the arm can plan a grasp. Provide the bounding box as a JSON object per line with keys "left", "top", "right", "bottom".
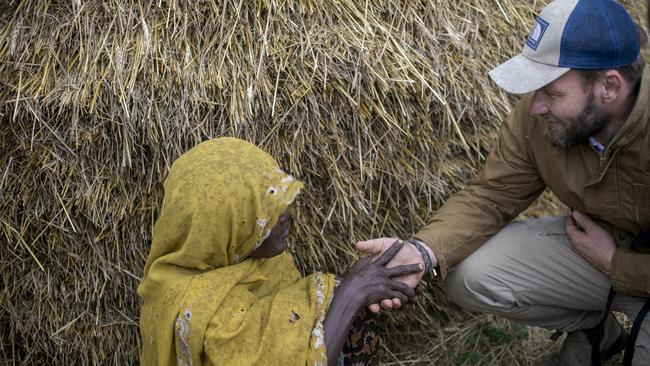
{"left": 323, "top": 241, "right": 422, "bottom": 365}
{"left": 356, "top": 237, "right": 430, "bottom": 312}
{"left": 338, "top": 240, "right": 422, "bottom": 308}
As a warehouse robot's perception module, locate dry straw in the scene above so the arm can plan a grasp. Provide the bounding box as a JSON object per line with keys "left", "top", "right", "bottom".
{"left": 0, "top": 0, "right": 646, "bottom": 364}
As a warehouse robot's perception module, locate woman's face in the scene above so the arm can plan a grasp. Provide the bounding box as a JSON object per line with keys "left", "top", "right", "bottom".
{"left": 248, "top": 211, "right": 291, "bottom": 258}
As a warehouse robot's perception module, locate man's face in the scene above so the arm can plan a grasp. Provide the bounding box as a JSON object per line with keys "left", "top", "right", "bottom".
{"left": 529, "top": 70, "right": 611, "bottom": 147}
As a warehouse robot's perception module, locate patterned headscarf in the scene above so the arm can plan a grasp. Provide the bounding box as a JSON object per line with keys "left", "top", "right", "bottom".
{"left": 138, "top": 137, "right": 336, "bottom": 366}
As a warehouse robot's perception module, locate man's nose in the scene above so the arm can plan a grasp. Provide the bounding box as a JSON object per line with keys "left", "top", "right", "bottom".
{"left": 529, "top": 92, "right": 549, "bottom": 116}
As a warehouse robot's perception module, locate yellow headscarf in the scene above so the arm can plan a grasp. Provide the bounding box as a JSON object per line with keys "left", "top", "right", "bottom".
{"left": 137, "top": 137, "right": 336, "bottom": 366}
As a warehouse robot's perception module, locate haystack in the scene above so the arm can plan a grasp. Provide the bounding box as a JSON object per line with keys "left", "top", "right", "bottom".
{"left": 1, "top": 0, "right": 646, "bottom": 364}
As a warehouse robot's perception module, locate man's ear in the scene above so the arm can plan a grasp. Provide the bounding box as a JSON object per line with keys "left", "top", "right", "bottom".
{"left": 601, "top": 70, "right": 625, "bottom": 103}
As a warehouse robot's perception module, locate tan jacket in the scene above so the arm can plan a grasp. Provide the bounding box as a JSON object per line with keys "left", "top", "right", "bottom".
{"left": 416, "top": 66, "right": 650, "bottom": 298}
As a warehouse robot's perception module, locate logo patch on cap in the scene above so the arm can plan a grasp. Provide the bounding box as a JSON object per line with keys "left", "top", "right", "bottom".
{"left": 526, "top": 17, "right": 549, "bottom": 51}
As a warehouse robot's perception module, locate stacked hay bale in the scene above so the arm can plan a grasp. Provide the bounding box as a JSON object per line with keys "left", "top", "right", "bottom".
{"left": 0, "top": 0, "right": 646, "bottom": 364}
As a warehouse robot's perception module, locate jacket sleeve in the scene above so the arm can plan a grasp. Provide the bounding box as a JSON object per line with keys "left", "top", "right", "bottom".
{"left": 414, "top": 97, "right": 546, "bottom": 279}
{"left": 611, "top": 249, "right": 650, "bottom": 297}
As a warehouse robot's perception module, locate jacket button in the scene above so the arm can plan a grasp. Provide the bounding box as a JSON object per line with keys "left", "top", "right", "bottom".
{"left": 617, "top": 233, "right": 626, "bottom": 241}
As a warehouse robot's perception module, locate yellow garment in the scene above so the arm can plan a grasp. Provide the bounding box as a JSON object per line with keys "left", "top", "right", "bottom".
{"left": 138, "top": 137, "right": 336, "bottom": 366}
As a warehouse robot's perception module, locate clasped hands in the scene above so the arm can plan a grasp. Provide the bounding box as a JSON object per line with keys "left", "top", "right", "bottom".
{"left": 356, "top": 210, "right": 616, "bottom": 313}
{"left": 355, "top": 238, "right": 437, "bottom": 313}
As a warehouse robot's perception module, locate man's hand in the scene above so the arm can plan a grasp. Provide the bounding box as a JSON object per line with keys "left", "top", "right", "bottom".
{"left": 356, "top": 237, "right": 433, "bottom": 313}
{"left": 566, "top": 210, "right": 616, "bottom": 275}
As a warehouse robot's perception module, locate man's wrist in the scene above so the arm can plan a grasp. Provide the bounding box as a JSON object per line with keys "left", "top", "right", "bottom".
{"left": 406, "top": 239, "right": 439, "bottom": 278}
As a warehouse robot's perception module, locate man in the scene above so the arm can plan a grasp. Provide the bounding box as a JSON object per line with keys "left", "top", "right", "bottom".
{"left": 358, "top": 0, "right": 650, "bottom": 364}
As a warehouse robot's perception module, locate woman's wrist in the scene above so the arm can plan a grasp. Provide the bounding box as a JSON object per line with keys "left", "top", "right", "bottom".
{"left": 334, "top": 277, "right": 365, "bottom": 310}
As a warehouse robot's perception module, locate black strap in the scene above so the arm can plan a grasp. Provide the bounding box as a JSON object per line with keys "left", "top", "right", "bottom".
{"left": 591, "top": 232, "right": 650, "bottom": 365}
{"left": 592, "top": 287, "right": 616, "bottom": 366}
{"left": 622, "top": 297, "right": 650, "bottom": 366}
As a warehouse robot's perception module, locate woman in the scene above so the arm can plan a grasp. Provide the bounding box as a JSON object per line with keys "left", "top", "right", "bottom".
{"left": 137, "top": 137, "right": 421, "bottom": 366}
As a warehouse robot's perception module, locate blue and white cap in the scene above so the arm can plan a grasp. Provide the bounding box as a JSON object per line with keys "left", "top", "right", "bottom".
{"left": 489, "top": 0, "right": 640, "bottom": 94}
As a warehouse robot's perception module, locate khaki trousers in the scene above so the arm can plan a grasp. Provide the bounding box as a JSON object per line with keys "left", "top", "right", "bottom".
{"left": 444, "top": 216, "right": 650, "bottom": 365}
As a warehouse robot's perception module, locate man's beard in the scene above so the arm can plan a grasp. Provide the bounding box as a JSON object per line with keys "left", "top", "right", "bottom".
{"left": 547, "top": 92, "right": 611, "bottom": 147}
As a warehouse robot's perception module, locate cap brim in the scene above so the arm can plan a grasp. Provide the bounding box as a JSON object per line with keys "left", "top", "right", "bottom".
{"left": 488, "top": 54, "right": 570, "bottom": 94}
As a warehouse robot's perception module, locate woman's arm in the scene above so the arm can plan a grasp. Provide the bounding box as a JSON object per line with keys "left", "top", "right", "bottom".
{"left": 321, "top": 284, "right": 362, "bottom": 366}
{"left": 322, "top": 241, "right": 422, "bottom": 365}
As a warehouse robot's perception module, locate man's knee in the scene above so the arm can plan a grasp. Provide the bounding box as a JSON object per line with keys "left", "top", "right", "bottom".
{"left": 443, "top": 255, "right": 510, "bottom": 312}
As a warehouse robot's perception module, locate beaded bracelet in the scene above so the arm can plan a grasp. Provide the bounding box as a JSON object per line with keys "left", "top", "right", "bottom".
{"left": 406, "top": 239, "right": 438, "bottom": 278}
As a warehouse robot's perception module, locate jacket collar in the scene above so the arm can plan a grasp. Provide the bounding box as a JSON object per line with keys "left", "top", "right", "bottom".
{"left": 608, "top": 65, "right": 650, "bottom": 151}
